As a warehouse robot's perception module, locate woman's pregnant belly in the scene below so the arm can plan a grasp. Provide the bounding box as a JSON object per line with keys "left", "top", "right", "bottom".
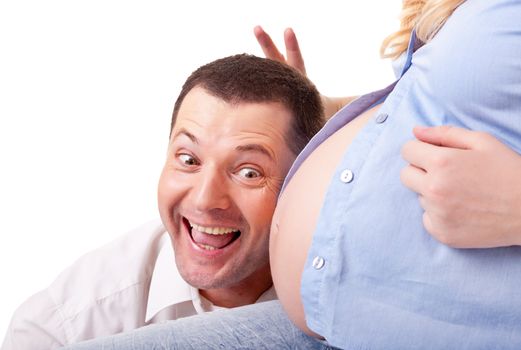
{"left": 269, "top": 103, "right": 381, "bottom": 337}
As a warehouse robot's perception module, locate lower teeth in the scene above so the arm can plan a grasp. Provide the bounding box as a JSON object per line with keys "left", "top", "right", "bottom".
{"left": 198, "top": 243, "right": 216, "bottom": 251}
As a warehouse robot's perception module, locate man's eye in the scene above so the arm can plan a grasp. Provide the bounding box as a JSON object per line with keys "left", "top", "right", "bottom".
{"left": 178, "top": 153, "right": 198, "bottom": 166}
{"left": 237, "top": 167, "right": 261, "bottom": 179}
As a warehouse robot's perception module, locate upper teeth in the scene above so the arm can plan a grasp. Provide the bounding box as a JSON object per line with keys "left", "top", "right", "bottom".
{"left": 190, "top": 223, "right": 237, "bottom": 235}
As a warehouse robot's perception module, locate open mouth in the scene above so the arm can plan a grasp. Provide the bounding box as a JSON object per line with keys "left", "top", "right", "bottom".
{"left": 183, "top": 217, "right": 241, "bottom": 251}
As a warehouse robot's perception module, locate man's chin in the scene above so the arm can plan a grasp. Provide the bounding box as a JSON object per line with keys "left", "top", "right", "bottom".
{"left": 180, "top": 271, "right": 233, "bottom": 290}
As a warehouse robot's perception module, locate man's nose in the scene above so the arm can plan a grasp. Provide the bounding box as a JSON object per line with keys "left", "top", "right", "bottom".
{"left": 191, "top": 168, "right": 231, "bottom": 212}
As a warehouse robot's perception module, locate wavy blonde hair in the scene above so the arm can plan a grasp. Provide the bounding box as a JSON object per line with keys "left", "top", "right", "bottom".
{"left": 380, "top": 0, "right": 466, "bottom": 59}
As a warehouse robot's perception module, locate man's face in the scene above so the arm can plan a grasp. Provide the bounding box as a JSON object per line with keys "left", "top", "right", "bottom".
{"left": 158, "top": 87, "right": 296, "bottom": 291}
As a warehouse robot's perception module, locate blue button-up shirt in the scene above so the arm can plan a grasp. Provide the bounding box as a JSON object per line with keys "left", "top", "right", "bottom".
{"left": 285, "top": 1, "right": 521, "bottom": 348}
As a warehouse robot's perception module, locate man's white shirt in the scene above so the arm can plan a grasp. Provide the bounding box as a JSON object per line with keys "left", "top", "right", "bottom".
{"left": 1, "top": 219, "right": 276, "bottom": 349}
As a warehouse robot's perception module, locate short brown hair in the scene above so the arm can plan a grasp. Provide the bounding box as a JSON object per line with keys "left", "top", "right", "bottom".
{"left": 171, "top": 54, "right": 324, "bottom": 155}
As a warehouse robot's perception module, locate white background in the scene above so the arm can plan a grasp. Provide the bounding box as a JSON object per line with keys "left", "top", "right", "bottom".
{"left": 0, "top": 0, "right": 400, "bottom": 338}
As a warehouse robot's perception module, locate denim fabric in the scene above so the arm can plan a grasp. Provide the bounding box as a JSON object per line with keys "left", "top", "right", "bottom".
{"left": 62, "top": 301, "right": 339, "bottom": 350}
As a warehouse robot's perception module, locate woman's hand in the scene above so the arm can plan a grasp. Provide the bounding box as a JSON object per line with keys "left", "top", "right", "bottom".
{"left": 253, "top": 26, "right": 356, "bottom": 119}
{"left": 254, "top": 25, "right": 306, "bottom": 75}
{"left": 401, "top": 126, "right": 521, "bottom": 248}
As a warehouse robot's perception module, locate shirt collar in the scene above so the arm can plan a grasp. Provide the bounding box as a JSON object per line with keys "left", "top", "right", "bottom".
{"left": 396, "top": 29, "right": 423, "bottom": 78}
{"left": 145, "top": 236, "right": 196, "bottom": 322}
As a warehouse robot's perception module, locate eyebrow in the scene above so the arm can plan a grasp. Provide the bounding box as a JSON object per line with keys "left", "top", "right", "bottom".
{"left": 172, "top": 127, "right": 274, "bottom": 161}
{"left": 172, "top": 128, "right": 198, "bottom": 144}
{"left": 235, "top": 144, "right": 274, "bottom": 161}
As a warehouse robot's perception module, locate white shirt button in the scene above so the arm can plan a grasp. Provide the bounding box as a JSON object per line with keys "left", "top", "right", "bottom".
{"left": 312, "top": 256, "right": 325, "bottom": 270}
{"left": 375, "top": 113, "right": 389, "bottom": 123}
{"left": 340, "top": 169, "right": 354, "bottom": 183}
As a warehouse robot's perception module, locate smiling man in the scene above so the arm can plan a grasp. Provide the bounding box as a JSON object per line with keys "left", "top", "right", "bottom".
{"left": 159, "top": 85, "right": 303, "bottom": 308}
{"left": 2, "top": 54, "right": 323, "bottom": 349}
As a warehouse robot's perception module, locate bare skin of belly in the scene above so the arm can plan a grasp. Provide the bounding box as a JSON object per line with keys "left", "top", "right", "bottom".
{"left": 269, "top": 103, "right": 381, "bottom": 337}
